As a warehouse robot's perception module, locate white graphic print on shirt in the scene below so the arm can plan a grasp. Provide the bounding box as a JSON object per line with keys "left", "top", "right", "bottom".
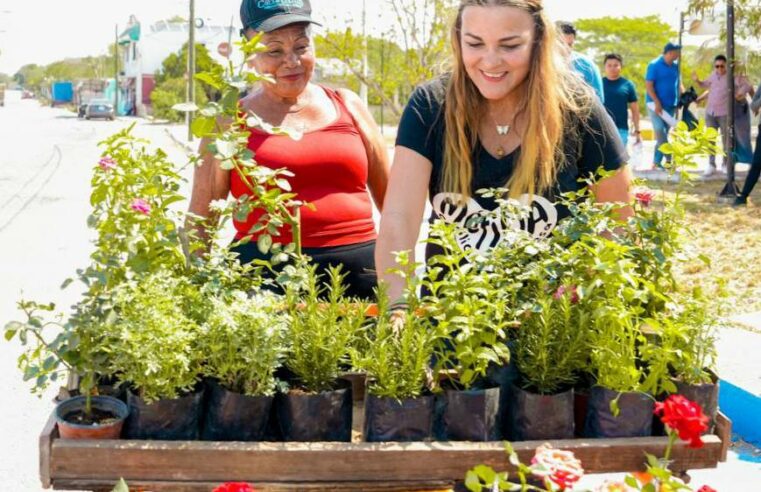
{"left": 431, "top": 192, "right": 558, "bottom": 253}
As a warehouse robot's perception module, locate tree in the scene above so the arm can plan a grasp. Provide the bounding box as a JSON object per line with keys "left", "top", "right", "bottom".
{"left": 574, "top": 16, "right": 679, "bottom": 112}
{"left": 155, "top": 42, "right": 221, "bottom": 101}
{"left": 689, "top": 0, "right": 761, "bottom": 39}
{"left": 316, "top": 0, "right": 456, "bottom": 117}
{"left": 151, "top": 42, "right": 221, "bottom": 122}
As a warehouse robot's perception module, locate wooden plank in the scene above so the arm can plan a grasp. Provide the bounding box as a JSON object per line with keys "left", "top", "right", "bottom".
{"left": 52, "top": 479, "right": 454, "bottom": 492}
{"left": 50, "top": 435, "right": 723, "bottom": 484}
{"left": 715, "top": 411, "right": 732, "bottom": 462}
{"left": 39, "top": 411, "right": 58, "bottom": 489}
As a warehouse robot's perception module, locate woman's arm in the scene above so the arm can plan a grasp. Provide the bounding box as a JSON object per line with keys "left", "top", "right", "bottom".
{"left": 187, "top": 136, "right": 231, "bottom": 247}
{"left": 336, "top": 88, "right": 391, "bottom": 211}
{"left": 592, "top": 166, "right": 633, "bottom": 221}
{"left": 375, "top": 146, "right": 432, "bottom": 302}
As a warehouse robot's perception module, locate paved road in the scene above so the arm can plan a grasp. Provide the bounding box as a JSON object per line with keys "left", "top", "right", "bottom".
{"left": 0, "top": 90, "right": 194, "bottom": 490}
{"left": 1, "top": 90, "right": 759, "bottom": 490}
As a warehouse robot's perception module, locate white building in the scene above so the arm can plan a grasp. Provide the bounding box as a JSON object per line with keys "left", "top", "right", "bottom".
{"left": 119, "top": 16, "right": 240, "bottom": 116}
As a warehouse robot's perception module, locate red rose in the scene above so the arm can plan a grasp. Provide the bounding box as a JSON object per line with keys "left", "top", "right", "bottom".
{"left": 634, "top": 188, "right": 656, "bottom": 207}
{"left": 696, "top": 486, "right": 717, "bottom": 492}
{"left": 654, "top": 395, "right": 709, "bottom": 449}
{"left": 531, "top": 444, "right": 584, "bottom": 490}
{"left": 213, "top": 483, "right": 254, "bottom": 492}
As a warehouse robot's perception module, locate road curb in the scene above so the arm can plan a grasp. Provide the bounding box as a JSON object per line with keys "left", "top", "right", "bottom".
{"left": 719, "top": 379, "right": 761, "bottom": 446}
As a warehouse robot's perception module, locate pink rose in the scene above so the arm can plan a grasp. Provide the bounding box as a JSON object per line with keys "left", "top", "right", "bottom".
{"left": 98, "top": 156, "right": 117, "bottom": 171}
{"left": 634, "top": 188, "right": 656, "bottom": 207}
{"left": 531, "top": 444, "right": 584, "bottom": 490}
{"left": 553, "top": 285, "right": 579, "bottom": 304}
{"left": 130, "top": 198, "right": 151, "bottom": 215}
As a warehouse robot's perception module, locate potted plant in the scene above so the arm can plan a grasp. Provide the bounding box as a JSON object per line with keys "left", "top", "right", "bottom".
{"left": 104, "top": 271, "right": 204, "bottom": 440}
{"left": 508, "top": 280, "right": 589, "bottom": 441}
{"left": 198, "top": 291, "right": 287, "bottom": 441}
{"left": 641, "top": 291, "right": 720, "bottom": 433}
{"left": 424, "top": 218, "right": 513, "bottom": 441}
{"left": 275, "top": 262, "right": 366, "bottom": 442}
{"left": 5, "top": 301, "right": 128, "bottom": 440}
{"left": 354, "top": 260, "right": 443, "bottom": 442}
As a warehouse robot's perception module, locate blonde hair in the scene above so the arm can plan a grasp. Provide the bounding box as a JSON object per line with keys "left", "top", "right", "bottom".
{"left": 443, "top": 0, "right": 592, "bottom": 200}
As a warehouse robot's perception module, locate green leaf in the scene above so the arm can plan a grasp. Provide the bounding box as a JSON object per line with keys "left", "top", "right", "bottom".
{"left": 609, "top": 398, "right": 620, "bottom": 417}
{"left": 257, "top": 234, "right": 273, "bottom": 254}
{"left": 171, "top": 102, "right": 199, "bottom": 112}
{"left": 111, "top": 477, "right": 130, "bottom": 492}
{"left": 464, "top": 471, "right": 483, "bottom": 492}
{"left": 624, "top": 475, "right": 639, "bottom": 487}
{"left": 191, "top": 116, "right": 215, "bottom": 138}
{"left": 194, "top": 72, "right": 222, "bottom": 90}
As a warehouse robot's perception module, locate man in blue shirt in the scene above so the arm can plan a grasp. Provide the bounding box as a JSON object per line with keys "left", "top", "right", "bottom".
{"left": 646, "top": 42, "right": 684, "bottom": 168}
{"left": 557, "top": 21, "right": 604, "bottom": 103}
{"left": 603, "top": 53, "right": 641, "bottom": 147}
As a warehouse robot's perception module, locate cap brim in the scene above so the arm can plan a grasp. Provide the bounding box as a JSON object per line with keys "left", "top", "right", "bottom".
{"left": 255, "top": 14, "right": 321, "bottom": 33}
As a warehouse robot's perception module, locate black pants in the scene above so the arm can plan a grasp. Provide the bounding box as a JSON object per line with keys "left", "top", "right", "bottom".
{"left": 740, "top": 124, "right": 761, "bottom": 199}
{"left": 230, "top": 239, "right": 377, "bottom": 300}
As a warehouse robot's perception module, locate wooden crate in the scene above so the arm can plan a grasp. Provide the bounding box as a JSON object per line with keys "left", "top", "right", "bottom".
{"left": 40, "top": 402, "right": 732, "bottom": 492}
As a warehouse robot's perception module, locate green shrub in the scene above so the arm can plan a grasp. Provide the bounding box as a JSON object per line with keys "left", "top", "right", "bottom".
{"left": 150, "top": 77, "right": 208, "bottom": 122}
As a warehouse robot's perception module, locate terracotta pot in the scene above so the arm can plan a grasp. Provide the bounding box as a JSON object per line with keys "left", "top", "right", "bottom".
{"left": 55, "top": 395, "right": 129, "bottom": 439}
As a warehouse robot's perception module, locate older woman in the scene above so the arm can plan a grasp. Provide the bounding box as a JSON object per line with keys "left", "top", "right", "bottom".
{"left": 189, "top": 0, "right": 390, "bottom": 299}
{"left": 376, "top": 0, "right": 632, "bottom": 304}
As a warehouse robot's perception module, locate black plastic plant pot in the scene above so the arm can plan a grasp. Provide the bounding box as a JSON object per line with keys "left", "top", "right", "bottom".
{"left": 365, "top": 394, "right": 435, "bottom": 442}
{"left": 674, "top": 379, "right": 719, "bottom": 434}
{"left": 486, "top": 360, "right": 519, "bottom": 439}
{"left": 584, "top": 386, "right": 654, "bottom": 438}
{"left": 437, "top": 386, "right": 501, "bottom": 441}
{"left": 202, "top": 380, "right": 274, "bottom": 441}
{"left": 124, "top": 388, "right": 204, "bottom": 440}
{"left": 508, "top": 384, "right": 575, "bottom": 441}
{"left": 55, "top": 395, "right": 129, "bottom": 440}
{"left": 277, "top": 379, "right": 352, "bottom": 442}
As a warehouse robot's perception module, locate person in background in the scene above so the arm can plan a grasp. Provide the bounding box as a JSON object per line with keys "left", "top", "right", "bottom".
{"left": 602, "top": 53, "right": 641, "bottom": 147}
{"left": 693, "top": 55, "right": 730, "bottom": 176}
{"left": 733, "top": 64, "right": 755, "bottom": 165}
{"left": 376, "top": 0, "right": 631, "bottom": 305}
{"left": 557, "top": 21, "right": 604, "bottom": 103}
{"left": 646, "top": 42, "right": 683, "bottom": 169}
{"left": 188, "top": 0, "right": 390, "bottom": 299}
{"left": 734, "top": 77, "right": 761, "bottom": 206}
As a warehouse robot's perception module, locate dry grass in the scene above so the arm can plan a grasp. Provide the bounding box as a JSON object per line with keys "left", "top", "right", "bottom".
{"left": 646, "top": 177, "right": 761, "bottom": 317}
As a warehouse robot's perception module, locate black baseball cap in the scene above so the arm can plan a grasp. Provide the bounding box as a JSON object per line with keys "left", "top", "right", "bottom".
{"left": 663, "top": 42, "right": 682, "bottom": 53}
{"left": 240, "top": 0, "right": 321, "bottom": 33}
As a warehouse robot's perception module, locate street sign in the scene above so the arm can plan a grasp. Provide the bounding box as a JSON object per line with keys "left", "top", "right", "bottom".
{"left": 217, "top": 42, "right": 232, "bottom": 58}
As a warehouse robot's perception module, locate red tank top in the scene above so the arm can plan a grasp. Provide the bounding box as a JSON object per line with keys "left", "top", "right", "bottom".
{"left": 230, "top": 87, "right": 377, "bottom": 248}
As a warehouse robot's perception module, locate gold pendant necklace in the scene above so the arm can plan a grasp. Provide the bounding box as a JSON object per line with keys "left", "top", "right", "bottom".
{"left": 490, "top": 115, "right": 512, "bottom": 158}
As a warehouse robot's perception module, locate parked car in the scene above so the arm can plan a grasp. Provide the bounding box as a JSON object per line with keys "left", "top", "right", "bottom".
{"left": 85, "top": 99, "right": 115, "bottom": 120}
{"left": 21, "top": 90, "right": 35, "bottom": 99}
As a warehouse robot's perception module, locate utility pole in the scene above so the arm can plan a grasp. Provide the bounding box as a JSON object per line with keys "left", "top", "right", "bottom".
{"left": 677, "top": 11, "right": 684, "bottom": 92}
{"left": 187, "top": 0, "right": 196, "bottom": 141}
{"left": 114, "top": 24, "right": 119, "bottom": 114}
{"left": 359, "top": 0, "right": 368, "bottom": 106}
{"left": 719, "top": 0, "right": 738, "bottom": 201}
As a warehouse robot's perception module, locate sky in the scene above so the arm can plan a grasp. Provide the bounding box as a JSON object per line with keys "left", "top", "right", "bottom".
{"left": 0, "top": 0, "right": 694, "bottom": 75}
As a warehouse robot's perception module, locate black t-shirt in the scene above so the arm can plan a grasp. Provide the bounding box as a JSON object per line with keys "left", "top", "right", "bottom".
{"left": 395, "top": 77, "right": 628, "bottom": 261}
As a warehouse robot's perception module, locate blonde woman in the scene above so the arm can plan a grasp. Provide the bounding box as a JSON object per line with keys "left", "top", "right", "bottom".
{"left": 375, "top": 0, "right": 632, "bottom": 303}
